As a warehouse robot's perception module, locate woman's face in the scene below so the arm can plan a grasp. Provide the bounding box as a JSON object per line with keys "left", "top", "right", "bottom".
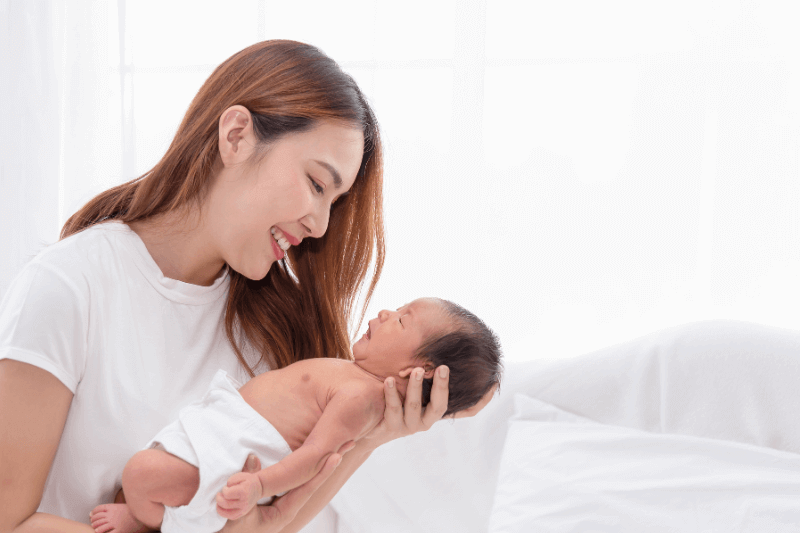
{"left": 210, "top": 109, "right": 364, "bottom": 280}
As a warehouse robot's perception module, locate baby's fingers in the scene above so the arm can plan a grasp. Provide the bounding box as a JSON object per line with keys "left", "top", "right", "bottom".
{"left": 216, "top": 491, "right": 245, "bottom": 519}
{"left": 226, "top": 471, "right": 248, "bottom": 487}
{"left": 221, "top": 484, "right": 242, "bottom": 500}
{"left": 216, "top": 504, "right": 245, "bottom": 520}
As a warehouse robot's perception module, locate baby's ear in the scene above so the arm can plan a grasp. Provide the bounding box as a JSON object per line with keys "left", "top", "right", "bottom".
{"left": 398, "top": 363, "right": 435, "bottom": 379}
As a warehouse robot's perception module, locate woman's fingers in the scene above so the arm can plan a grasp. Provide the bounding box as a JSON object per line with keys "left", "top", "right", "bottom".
{"left": 422, "top": 365, "right": 450, "bottom": 428}
{"left": 404, "top": 368, "right": 425, "bottom": 431}
{"left": 337, "top": 440, "right": 356, "bottom": 455}
{"left": 243, "top": 454, "right": 261, "bottom": 473}
{"left": 383, "top": 376, "right": 404, "bottom": 431}
{"left": 453, "top": 382, "right": 498, "bottom": 419}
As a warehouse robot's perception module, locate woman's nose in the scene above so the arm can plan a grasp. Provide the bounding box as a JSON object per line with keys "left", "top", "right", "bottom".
{"left": 378, "top": 309, "right": 390, "bottom": 322}
{"left": 301, "top": 204, "right": 331, "bottom": 239}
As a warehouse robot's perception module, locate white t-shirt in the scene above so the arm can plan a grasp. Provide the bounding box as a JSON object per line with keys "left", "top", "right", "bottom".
{"left": 0, "top": 221, "right": 265, "bottom": 524}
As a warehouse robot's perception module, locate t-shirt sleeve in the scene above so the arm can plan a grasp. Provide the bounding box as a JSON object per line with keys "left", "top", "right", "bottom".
{"left": 0, "top": 261, "right": 89, "bottom": 393}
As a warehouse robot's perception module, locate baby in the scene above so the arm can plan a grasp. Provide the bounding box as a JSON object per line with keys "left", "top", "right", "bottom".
{"left": 89, "top": 297, "right": 502, "bottom": 533}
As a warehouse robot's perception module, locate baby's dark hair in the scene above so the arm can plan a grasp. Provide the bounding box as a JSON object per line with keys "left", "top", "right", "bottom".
{"left": 416, "top": 299, "right": 503, "bottom": 417}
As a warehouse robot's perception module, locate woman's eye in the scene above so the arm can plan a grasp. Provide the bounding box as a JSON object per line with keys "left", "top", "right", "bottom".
{"left": 308, "top": 175, "right": 324, "bottom": 195}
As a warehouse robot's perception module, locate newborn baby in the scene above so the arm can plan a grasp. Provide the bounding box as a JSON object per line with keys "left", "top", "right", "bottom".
{"left": 90, "top": 297, "right": 502, "bottom": 533}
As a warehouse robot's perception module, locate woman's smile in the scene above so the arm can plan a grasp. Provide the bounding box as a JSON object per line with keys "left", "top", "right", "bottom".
{"left": 270, "top": 226, "right": 300, "bottom": 260}
{"left": 269, "top": 230, "right": 285, "bottom": 260}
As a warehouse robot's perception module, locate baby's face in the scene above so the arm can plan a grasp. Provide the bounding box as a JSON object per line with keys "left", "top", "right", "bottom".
{"left": 352, "top": 298, "right": 449, "bottom": 378}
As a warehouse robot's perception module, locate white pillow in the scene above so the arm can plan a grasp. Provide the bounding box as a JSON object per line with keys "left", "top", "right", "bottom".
{"left": 489, "top": 394, "right": 800, "bottom": 533}
{"left": 331, "top": 360, "right": 558, "bottom": 533}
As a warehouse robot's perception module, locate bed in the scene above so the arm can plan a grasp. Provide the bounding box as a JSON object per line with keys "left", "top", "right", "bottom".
{"left": 299, "top": 319, "right": 800, "bottom": 532}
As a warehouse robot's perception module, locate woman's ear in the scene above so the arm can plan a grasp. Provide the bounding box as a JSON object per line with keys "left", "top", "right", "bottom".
{"left": 218, "top": 105, "right": 256, "bottom": 167}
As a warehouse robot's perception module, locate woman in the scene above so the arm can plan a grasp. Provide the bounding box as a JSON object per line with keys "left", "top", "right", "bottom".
{"left": 0, "top": 41, "right": 494, "bottom": 533}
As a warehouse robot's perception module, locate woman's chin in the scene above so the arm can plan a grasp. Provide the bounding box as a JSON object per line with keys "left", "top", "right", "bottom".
{"left": 231, "top": 259, "right": 274, "bottom": 281}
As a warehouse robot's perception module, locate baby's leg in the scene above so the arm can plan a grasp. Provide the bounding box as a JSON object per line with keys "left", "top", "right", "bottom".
{"left": 90, "top": 449, "right": 199, "bottom": 533}
{"left": 123, "top": 448, "right": 201, "bottom": 526}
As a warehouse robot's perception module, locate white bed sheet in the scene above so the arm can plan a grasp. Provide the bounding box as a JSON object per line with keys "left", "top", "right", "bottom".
{"left": 329, "top": 320, "right": 800, "bottom": 532}
{"left": 489, "top": 394, "right": 800, "bottom": 532}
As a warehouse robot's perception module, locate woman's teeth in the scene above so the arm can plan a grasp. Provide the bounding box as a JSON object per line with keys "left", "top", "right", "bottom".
{"left": 270, "top": 227, "right": 291, "bottom": 251}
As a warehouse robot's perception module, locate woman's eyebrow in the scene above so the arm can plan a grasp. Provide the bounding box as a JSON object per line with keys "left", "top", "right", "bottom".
{"left": 313, "top": 159, "right": 342, "bottom": 188}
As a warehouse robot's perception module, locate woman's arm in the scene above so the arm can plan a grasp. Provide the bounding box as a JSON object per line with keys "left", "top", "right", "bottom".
{"left": 0, "top": 360, "right": 93, "bottom": 533}
{"left": 273, "top": 435, "right": 374, "bottom": 533}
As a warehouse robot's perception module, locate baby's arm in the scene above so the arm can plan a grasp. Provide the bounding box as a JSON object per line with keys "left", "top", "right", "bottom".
{"left": 216, "top": 383, "right": 383, "bottom": 519}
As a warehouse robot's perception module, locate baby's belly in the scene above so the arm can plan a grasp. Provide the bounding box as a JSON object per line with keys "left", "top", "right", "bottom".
{"left": 240, "top": 388, "right": 322, "bottom": 451}
{"left": 264, "top": 408, "right": 319, "bottom": 451}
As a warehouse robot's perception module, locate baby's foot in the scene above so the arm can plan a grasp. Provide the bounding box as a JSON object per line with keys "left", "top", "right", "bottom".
{"left": 89, "top": 504, "right": 150, "bottom": 533}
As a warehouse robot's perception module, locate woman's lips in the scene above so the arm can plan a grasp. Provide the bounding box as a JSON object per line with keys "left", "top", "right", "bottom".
{"left": 277, "top": 228, "right": 301, "bottom": 246}
{"left": 271, "top": 227, "right": 292, "bottom": 251}
{"left": 270, "top": 235, "right": 285, "bottom": 260}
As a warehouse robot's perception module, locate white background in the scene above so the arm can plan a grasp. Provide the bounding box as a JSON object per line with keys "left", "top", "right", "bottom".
{"left": 2, "top": 1, "right": 799, "bottom": 362}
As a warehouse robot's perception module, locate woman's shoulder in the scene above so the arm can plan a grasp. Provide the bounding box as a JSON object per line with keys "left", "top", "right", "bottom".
{"left": 40, "top": 220, "right": 130, "bottom": 257}
{"left": 28, "top": 221, "right": 135, "bottom": 280}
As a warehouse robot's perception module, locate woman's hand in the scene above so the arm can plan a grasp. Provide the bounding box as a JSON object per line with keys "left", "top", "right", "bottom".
{"left": 362, "top": 365, "right": 498, "bottom": 450}
{"left": 219, "top": 453, "right": 342, "bottom": 533}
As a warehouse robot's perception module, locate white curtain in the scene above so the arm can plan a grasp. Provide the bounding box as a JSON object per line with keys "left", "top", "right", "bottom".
{"left": 1, "top": 1, "right": 59, "bottom": 296}
{"left": 1, "top": 0, "right": 122, "bottom": 291}
{"left": 2, "top": 0, "right": 799, "bottom": 363}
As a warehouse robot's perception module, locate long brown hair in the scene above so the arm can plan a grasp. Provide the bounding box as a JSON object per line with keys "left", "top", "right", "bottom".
{"left": 60, "top": 40, "right": 385, "bottom": 375}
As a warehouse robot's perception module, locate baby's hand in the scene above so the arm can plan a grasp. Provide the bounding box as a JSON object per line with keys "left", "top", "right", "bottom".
{"left": 216, "top": 471, "right": 263, "bottom": 520}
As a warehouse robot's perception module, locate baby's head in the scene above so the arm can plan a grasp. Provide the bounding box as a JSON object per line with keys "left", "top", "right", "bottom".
{"left": 414, "top": 298, "right": 503, "bottom": 416}
{"left": 352, "top": 297, "right": 503, "bottom": 417}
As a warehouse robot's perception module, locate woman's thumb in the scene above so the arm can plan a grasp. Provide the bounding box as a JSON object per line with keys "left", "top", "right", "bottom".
{"left": 244, "top": 454, "right": 261, "bottom": 472}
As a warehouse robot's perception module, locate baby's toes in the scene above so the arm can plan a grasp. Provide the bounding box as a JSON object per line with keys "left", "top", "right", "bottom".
{"left": 90, "top": 504, "right": 109, "bottom": 519}
{"left": 89, "top": 507, "right": 109, "bottom": 527}
{"left": 92, "top": 518, "right": 115, "bottom": 533}
{"left": 88, "top": 503, "right": 145, "bottom": 533}
{"left": 90, "top": 516, "right": 114, "bottom": 533}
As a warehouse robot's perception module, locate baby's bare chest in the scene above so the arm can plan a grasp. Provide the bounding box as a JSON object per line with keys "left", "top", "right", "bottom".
{"left": 238, "top": 359, "right": 362, "bottom": 450}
